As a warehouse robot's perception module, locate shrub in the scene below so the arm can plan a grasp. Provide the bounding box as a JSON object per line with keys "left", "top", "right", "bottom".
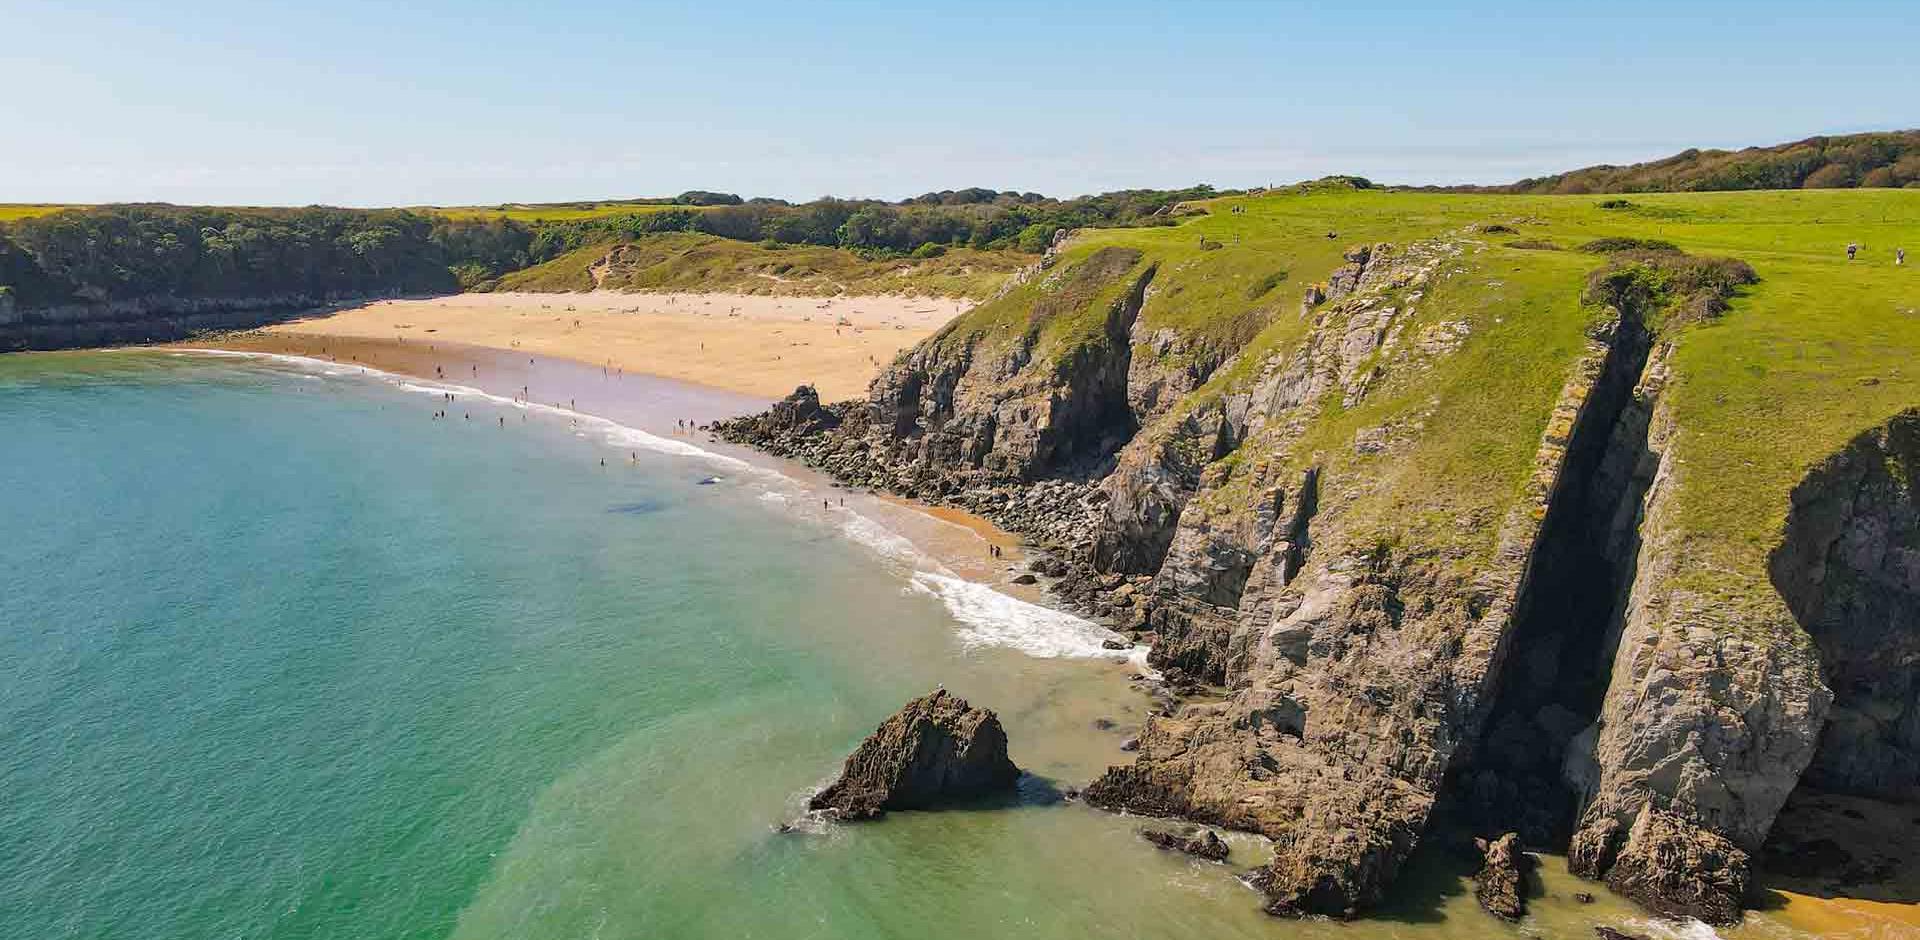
{"left": 910, "top": 242, "right": 946, "bottom": 259}
{"left": 1475, "top": 223, "right": 1518, "bottom": 234}
{"left": 1581, "top": 236, "right": 1678, "bottom": 254}
{"left": 1598, "top": 199, "right": 1635, "bottom": 209}
{"left": 1245, "top": 269, "right": 1289, "bottom": 299}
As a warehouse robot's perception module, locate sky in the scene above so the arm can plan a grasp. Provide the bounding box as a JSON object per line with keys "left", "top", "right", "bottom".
{"left": 2, "top": 0, "right": 1914, "bottom": 206}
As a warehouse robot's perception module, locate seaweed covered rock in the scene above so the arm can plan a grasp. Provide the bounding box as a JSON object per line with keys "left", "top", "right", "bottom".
{"left": 809, "top": 690, "right": 1020, "bottom": 820}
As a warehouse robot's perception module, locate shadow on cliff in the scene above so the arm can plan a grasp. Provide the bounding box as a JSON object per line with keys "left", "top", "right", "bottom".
{"left": 1366, "top": 836, "right": 1476, "bottom": 924}
{"left": 1761, "top": 408, "right": 1920, "bottom": 905}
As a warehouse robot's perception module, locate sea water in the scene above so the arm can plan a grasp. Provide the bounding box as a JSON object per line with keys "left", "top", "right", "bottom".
{"left": 0, "top": 351, "right": 1829, "bottom": 940}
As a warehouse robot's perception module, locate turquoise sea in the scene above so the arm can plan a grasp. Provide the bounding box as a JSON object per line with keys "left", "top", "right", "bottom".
{"left": 0, "top": 350, "right": 1817, "bottom": 940}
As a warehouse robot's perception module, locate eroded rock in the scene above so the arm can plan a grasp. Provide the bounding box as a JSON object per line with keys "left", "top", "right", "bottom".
{"left": 1474, "top": 832, "right": 1533, "bottom": 921}
{"left": 1141, "top": 826, "right": 1230, "bottom": 861}
{"left": 809, "top": 690, "right": 1020, "bottom": 820}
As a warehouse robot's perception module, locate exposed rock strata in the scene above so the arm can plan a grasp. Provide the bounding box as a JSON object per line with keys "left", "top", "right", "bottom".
{"left": 1562, "top": 387, "right": 1832, "bottom": 923}
{"left": 809, "top": 690, "right": 1020, "bottom": 820}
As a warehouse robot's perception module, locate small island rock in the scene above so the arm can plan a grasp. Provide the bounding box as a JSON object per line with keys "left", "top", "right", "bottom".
{"left": 809, "top": 690, "right": 1020, "bottom": 820}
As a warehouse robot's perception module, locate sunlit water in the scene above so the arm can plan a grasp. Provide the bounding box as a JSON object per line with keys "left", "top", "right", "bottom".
{"left": 0, "top": 351, "right": 1842, "bottom": 940}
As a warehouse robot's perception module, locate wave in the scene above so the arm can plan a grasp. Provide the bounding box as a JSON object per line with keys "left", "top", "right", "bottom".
{"left": 910, "top": 572, "right": 1131, "bottom": 660}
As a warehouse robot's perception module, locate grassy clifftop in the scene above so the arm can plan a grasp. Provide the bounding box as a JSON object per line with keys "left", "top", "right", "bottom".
{"left": 925, "top": 184, "right": 1919, "bottom": 594}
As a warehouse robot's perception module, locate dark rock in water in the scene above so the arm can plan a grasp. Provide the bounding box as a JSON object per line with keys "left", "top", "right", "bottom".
{"left": 1474, "top": 832, "right": 1533, "bottom": 921}
{"left": 1029, "top": 555, "right": 1070, "bottom": 577}
{"left": 1573, "top": 892, "right": 1595, "bottom": 904}
{"left": 1141, "top": 826, "right": 1230, "bottom": 861}
{"left": 1092, "top": 717, "right": 1117, "bottom": 731}
{"left": 1594, "top": 928, "right": 1647, "bottom": 940}
{"left": 697, "top": 476, "right": 722, "bottom": 485}
{"left": 809, "top": 689, "right": 1020, "bottom": 820}
{"left": 1120, "top": 737, "right": 1140, "bottom": 752}
{"left": 1010, "top": 573, "right": 1039, "bottom": 585}
{"left": 1101, "top": 638, "right": 1132, "bottom": 651}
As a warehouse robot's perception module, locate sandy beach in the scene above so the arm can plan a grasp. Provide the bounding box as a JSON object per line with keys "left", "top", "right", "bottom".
{"left": 246, "top": 290, "right": 971, "bottom": 402}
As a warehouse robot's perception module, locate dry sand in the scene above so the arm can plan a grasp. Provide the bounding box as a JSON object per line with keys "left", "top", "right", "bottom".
{"left": 255, "top": 290, "right": 973, "bottom": 402}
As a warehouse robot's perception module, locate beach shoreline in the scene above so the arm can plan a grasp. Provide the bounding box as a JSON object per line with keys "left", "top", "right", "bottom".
{"left": 180, "top": 334, "right": 1103, "bottom": 638}
{"left": 222, "top": 289, "right": 973, "bottom": 402}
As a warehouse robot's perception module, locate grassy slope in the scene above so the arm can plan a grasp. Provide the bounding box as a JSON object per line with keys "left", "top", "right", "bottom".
{"left": 942, "top": 186, "right": 1920, "bottom": 589}
{"left": 491, "top": 232, "right": 1026, "bottom": 298}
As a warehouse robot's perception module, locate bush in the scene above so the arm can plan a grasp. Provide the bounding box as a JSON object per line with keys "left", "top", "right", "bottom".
{"left": 1598, "top": 198, "right": 1635, "bottom": 209}
{"left": 1245, "top": 269, "right": 1289, "bottom": 299}
{"left": 1581, "top": 236, "right": 1679, "bottom": 254}
{"left": 910, "top": 242, "right": 947, "bottom": 259}
{"left": 1016, "top": 223, "right": 1056, "bottom": 253}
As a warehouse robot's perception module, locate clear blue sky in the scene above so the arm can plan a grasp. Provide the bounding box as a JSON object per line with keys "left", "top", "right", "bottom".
{"left": 3, "top": 0, "right": 1913, "bottom": 205}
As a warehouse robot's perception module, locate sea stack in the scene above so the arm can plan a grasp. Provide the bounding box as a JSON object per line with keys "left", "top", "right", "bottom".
{"left": 1474, "top": 832, "right": 1533, "bottom": 921}
{"left": 809, "top": 690, "right": 1020, "bottom": 820}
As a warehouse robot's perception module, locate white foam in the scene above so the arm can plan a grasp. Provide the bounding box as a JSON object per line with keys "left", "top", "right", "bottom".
{"left": 177, "top": 348, "right": 771, "bottom": 478}
{"left": 910, "top": 571, "right": 1130, "bottom": 659}
{"left": 837, "top": 509, "right": 929, "bottom": 569}
{"left": 1627, "top": 919, "right": 1724, "bottom": 940}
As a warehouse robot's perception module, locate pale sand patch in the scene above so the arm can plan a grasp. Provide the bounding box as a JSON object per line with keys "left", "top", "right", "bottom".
{"left": 260, "top": 290, "right": 973, "bottom": 401}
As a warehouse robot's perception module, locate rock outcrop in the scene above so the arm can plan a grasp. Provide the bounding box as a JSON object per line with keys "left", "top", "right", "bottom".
{"left": 1141, "top": 825, "right": 1231, "bottom": 861}
{"left": 1768, "top": 409, "right": 1920, "bottom": 800}
{"left": 1562, "top": 387, "right": 1832, "bottom": 923}
{"left": 1474, "top": 832, "right": 1533, "bottom": 921}
{"left": 809, "top": 690, "right": 1020, "bottom": 819}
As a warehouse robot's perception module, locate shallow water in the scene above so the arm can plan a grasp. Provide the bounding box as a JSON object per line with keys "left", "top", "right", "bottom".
{"left": 0, "top": 350, "right": 1862, "bottom": 939}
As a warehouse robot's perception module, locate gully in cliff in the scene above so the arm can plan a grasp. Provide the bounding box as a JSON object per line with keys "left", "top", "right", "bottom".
{"left": 809, "top": 690, "right": 1021, "bottom": 820}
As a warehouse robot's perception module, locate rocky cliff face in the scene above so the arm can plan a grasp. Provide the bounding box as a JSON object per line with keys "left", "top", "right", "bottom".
{"left": 1560, "top": 387, "right": 1832, "bottom": 923}
{"left": 0, "top": 292, "right": 376, "bottom": 352}
{"left": 720, "top": 220, "right": 1917, "bottom": 924}
{"left": 1768, "top": 409, "right": 1920, "bottom": 801}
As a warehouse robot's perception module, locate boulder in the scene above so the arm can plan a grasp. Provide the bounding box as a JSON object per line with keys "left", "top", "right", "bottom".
{"left": 1141, "top": 826, "right": 1230, "bottom": 861}
{"left": 1474, "top": 832, "right": 1533, "bottom": 921}
{"left": 809, "top": 690, "right": 1020, "bottom": 820}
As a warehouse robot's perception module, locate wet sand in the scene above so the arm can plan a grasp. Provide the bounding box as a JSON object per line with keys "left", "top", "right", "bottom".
{"left": 249, "top": 290, "right": 972, "bottom": 401}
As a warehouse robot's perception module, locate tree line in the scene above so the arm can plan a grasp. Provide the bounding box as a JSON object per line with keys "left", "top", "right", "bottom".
{"left": 0, "top": 186, "right": 1222, "bottom": 310}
